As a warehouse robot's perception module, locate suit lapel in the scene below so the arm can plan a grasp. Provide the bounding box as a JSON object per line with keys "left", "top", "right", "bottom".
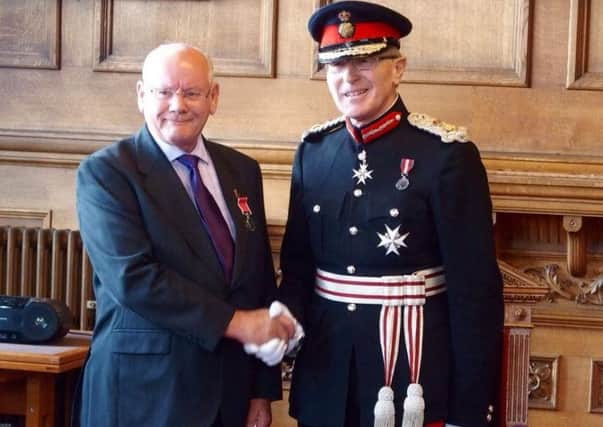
{"left": 205, "top": 141, "right": 249, "bottom": 286}
{"left": 134, "top": 127, "right": 224, "bottom": 280}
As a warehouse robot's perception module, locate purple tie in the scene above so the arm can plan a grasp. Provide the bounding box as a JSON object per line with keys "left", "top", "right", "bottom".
{"left": 177, "top": 154, "right": 234, "bottom": 283}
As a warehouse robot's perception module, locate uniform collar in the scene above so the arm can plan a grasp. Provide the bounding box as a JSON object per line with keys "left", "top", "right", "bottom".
{"left": 345, "top": 95, "right": 407, "bottom": 144}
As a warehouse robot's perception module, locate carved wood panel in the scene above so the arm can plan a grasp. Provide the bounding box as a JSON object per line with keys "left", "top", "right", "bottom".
{"left": 93, "top": 0, "right": 276, "bottom": 77}
{"left": 528, "top": 354, "right": 559, "bottom": 410}
{"left": 567, "top": 0, "right": 603, "bottom": 90}
{"left": 590, "top": 359, "right": 603, "bottom": 413}
{"left": 0, "top": 0, "right": 61, "bottom": 69}
{"left": 311, "top": 0, "right": 532, "bottom": 87}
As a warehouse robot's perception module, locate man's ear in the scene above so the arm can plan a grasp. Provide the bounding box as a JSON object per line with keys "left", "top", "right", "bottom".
{"left": 136, "top": 80, "right": 145, "bottom": 113}
{"left": 393, "top": 56, "right": 407, "bottom": 85}
{"left": 208, "top": 81, "right": 220, "bottom": 115}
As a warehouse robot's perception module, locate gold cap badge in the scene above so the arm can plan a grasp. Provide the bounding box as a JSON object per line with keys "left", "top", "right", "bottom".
{"left": 338, "top": 10, "right": 355, "bottom": 38}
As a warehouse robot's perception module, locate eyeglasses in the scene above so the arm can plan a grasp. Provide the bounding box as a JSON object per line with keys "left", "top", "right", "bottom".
{"left": 326, "top": 55, "right": 400, "bottom": 73}
{"left": 147, "top": 84, "right": 212, "bottom": 102}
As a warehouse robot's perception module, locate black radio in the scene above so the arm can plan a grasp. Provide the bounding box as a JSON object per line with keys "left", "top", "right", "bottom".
{"left": 0, "top": 296, "right": 73, "bottom": 343}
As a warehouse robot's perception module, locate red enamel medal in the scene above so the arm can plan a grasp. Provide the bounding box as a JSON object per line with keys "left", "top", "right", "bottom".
{"left": 234, "top": 189, "right": 255, "bottom": 231}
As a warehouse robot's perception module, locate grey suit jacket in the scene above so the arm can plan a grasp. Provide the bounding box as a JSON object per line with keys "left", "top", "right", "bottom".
{"left": 74, "top": 126, "right": 280, "bottom": 427}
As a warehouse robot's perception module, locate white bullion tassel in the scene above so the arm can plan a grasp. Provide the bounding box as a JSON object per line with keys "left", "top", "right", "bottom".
{"left": 374, "top": 386, "right": 395, "bottom": 427}
{"left": 402, "top": 383, "right": 424, "bottom": 427}
{"left": 374, "top": 305, "right": 402, "bottom": 427}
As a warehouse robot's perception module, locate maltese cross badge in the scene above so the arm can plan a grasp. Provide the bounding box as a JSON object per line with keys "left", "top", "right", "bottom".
{"left": 352, "top": 150, "right": 374, "bottom": 185}
{"left": 377, "top": 225, "right": 409, "bottom": 256}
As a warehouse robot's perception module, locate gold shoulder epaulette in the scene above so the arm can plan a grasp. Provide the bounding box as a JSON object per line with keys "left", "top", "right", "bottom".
{"left": 407, "top": 112, "right": 468, "bottom": 143}
{"left": 301, "top": 116, "right": 345, "bottom": 142}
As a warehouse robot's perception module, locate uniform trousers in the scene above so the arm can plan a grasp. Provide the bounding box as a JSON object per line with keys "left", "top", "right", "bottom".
{"left": 211, "top": 412, "right": 223, "bottom": 427}
{"left": 297, "top": 350, "right": 444, "bottom": 427}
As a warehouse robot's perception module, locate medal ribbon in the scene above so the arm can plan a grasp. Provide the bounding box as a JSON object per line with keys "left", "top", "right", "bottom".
{"left": 237, "top": 196, "right": 252, "bottom": 215}
{"left": 400, "top": 158, "right": 414, "bottom": 175}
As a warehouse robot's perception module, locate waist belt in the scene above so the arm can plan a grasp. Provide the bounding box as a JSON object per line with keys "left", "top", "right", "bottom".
{"left": 314, "top": 266, "right": 447, "bottom": 427}
{"left": 315, "top": 266, "right": 446, "bottom": 305}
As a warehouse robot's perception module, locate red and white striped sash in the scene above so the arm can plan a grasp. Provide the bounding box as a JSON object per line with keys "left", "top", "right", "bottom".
{"left": 315, "top": 267, "right": 446, "bottom": 306}
{"left": 314, "top": 266, "right": 446, "bottom": 417}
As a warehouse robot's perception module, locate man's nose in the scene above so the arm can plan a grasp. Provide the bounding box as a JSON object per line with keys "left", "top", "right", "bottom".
{"left": 341, "top": 64, "right": 361, "bottom": 82}
{"left": 168, "top": 91, "right": 187, "bottom": 112}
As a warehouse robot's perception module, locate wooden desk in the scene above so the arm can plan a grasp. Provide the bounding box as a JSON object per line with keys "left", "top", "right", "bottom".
{"left": 0, "top": 332, "right": 90, "bottom": 427}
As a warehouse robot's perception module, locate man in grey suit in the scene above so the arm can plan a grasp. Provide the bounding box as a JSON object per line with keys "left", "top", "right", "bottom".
{"left": 74, "top": 43, "right": 295, "bottom": 427}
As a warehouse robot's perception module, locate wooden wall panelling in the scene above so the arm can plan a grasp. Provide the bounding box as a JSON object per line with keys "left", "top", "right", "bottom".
{"left": 505, "top": 327, "right": 530, "bottom": 426}
{"left": 500, "top": 263, "right": 542, "bottom": 427}
{"left": 93, "top": 0, "right": 277, "bottom": 77}
{"left": 500, "top": 260, "right": 549, "bottom": 306}
{"left": 310, "top": 0, "right": 532, "bottom": 87}
{"left": 501, "top": 258, "right": 603, "bottom": 424}
{"left": 0, "top": 0, "right": 61, "bottom": 69}
{"left": 0, "top": 128, "right": 122, "bottom": 167}
{"left": 567, "top": 0, "right": 603, "bottom": 90}
{"left": 530, "top": 325, "right": 603, "bottom": 427}
{"left": 0, "top": 209, "right": 51, "bottom": 228}
{"left": 534, "top": 303, "right": 603, "bottom": 330}
{"left": 0, "top": 1, "right": 599, "bottom": 425}
{"left": 485, "top": 153, "right": 603, "bottom": 217}
{"left": 528, "top": 354, "right": 559, "bottom": 410}
{"left": 590, "top": 359, "right": 603, "bottom": 413}
{"left": 563, "top": 215, "right": 587, "bottom": 277}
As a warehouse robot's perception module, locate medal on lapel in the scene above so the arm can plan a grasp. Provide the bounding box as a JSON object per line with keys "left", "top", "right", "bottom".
{"left": 352, "top": 150, "right": 374, "bottom": 186}
{"left": 395, "top": 158, "right": 414, "bottom": 191}
{"left": 234, "top": 189, "right": 256, "bottom": 231}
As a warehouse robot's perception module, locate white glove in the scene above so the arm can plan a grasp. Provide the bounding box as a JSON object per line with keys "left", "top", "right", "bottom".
{"left": 245, "top": 337, "right": 287, "bottom": 366}
{"left": 243, "top": 301, "right": 305, "bottom": 366}
{"left": 268, "top": 301, "right": 305, "bottom": 354}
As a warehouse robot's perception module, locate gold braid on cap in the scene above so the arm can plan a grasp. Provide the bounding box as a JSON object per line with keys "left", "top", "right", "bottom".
{"left": 319, "top": 42, "right": 388, "bottom": 62}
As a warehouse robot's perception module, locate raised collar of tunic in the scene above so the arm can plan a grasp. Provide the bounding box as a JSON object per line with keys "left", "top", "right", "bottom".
{"left": 344, "top": 95, "right": 408, "bottom": 144}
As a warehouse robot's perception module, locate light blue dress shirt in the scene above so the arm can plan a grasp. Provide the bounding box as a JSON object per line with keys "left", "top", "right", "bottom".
{"left": 151, "top": 131, "right": 236, "bottom": 241}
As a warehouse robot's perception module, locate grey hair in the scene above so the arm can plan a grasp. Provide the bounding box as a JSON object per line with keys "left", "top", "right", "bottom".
{"left": 377, "top": 46, "right": 406, "bottom": 88}
{"left": 380, "top": 45, "right": 404, "bottom": 59}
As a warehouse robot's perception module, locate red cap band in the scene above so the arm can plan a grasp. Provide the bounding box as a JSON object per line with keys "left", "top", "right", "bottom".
{"left": 320, "top": 22, "right": 401, "bottom": 48}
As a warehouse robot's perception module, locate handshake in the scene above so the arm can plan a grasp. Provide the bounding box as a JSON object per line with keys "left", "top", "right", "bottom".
{"left": 243, "top": 301, "right": 305, "bottom": 366}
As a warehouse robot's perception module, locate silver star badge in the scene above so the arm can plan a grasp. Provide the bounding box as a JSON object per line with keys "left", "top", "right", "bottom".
{"left": 377, "top": 225, "right": 409, "bottom": 256}
{"left": 352, "top": 162, "right": 374, "bottom": 185}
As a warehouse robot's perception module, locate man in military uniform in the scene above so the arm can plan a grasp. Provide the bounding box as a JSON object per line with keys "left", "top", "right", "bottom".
{"left": 278, "top": 2, "right": 503, "bottom": 427}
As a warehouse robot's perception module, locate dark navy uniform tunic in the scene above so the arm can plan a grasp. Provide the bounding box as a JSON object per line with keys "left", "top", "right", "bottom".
{"left": 279, "top": 98, "right": 503, "bottom": 427}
